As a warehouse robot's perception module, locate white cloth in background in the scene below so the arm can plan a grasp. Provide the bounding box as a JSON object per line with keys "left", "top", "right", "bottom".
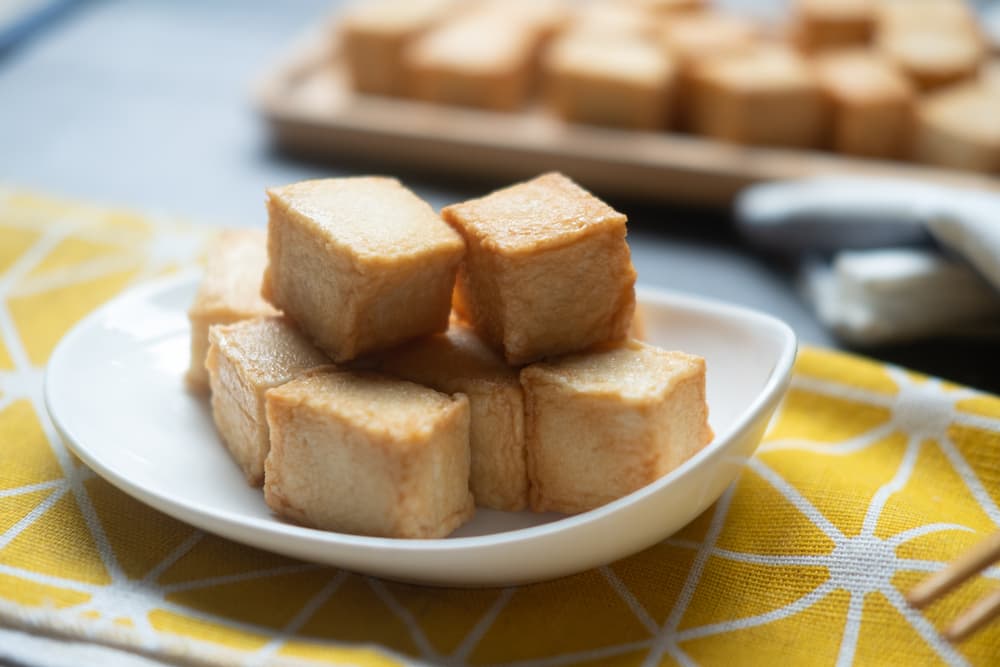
{"left": 801, "top": 249, "right": 1000, "bottom": 344}
{"left": 736, "top": 178, "right": 1000, "bottom": 345}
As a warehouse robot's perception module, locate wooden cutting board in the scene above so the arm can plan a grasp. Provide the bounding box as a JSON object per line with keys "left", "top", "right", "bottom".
{"left": 255, "top": 24, "right": 1000, "bottom": 206}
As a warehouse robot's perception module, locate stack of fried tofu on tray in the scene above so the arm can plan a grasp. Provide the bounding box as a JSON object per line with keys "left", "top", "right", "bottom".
{"left": 187, "top": 173, "right": 712, "bottom": 539}
{"left": 338, "top": 0, "right": 999, "bottom": 172}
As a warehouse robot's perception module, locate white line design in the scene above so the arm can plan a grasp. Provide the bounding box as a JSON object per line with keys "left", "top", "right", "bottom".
{"left": 1, "top": 198, "right": 998, "bottom": 667}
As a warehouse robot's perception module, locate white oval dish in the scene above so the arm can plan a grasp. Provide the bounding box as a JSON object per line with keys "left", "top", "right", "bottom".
{"left": 45, "top": 273, "right": 796, "bottom": 587}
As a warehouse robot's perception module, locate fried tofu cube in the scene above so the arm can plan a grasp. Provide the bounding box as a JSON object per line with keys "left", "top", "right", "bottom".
{"left": 187, "top": 230, "right": 279, "bottom": 392}
{"left": 625, "top": 0, "right": 707, "bottom": 19}
{"left": 483, "top": 0, "right": 570, "bottom": 42}
{"left": 340, "top": 0, "right": 456, "bottom": 96}
{"left": 566, "top": 2, "right": 657, "bottom": 40}
{"left": 814, "top": 49, "right": 914, "bottom": 158}
{"left": 442, "top": 172, "right": 636, "bottom": 365}
{"left": 544, "top": 34, "right": 675, "bottom": 130}
{"left": 878, "top": 0, "right": 980, "bottom": 35}
{"left": 659, "top": 12, "right": 759, "bottom": 129}
{"left": 877, "top": 27, "right": 985, "bottom": 91}
{"left": 404, "top": 12, "right": 541, "bottom": 111}
{"left": 262, "top": 177, "right": 465, "bottom": 363}
{"left": 264, "top": 370, "right": 474, "bottom": 538}
{"left": 690, "top": 45, "right": 830, "bottom": 148}
{"left": 205, "top": 317, "right": 329, "bottom": 486}
{"left": 983, "top": 59, "right": 1000, "bottom": 95}
{"left": 793, "top": 0, "right": 876, "bottom": 52}
{"left": 521, "top": 341, "right": 712, "bottom": 514}
{"left": 661, "top": 12, "right": 759, "bottom": 64}
{"left": 912, "top": 84, "right": 1000, "bottom": 172}
{"left": 377, "top": 321, "right": 527, "bottom": 511}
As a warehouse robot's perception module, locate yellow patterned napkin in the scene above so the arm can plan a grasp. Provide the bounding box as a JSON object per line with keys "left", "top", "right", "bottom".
{"left": 1, "top": 189, "right": 999, "bottom": 667}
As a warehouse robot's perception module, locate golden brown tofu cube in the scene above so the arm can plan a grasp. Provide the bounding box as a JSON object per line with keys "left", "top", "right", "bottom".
{"left": 442, "top": 172, "right": 637, "bottom": 365}
{"left": 877, "top": 27, "right": 985, "bottom": 91}
{"left": 983, "top": 59, "right": 1000, "bottom": 95}
{"left": 522, "top": 341, "right": 712, "bottom": 514}
{"left": 483, "top": 0, "right": 570, "bottom": 42}
{"left": 264, "top": 370, "right": 474, "bottom": 538}
{"left": 690, "top": 44, "right": 830, "bottom": 148}
{"left": 205, "top": 317, "right": 329, "bottom": 486}
{"left": 626, "top": 0, "right": 707, "bottom": 20}
{"left": 263, "top": 177, "right": 465, "bottom": 363}
{"left": 566, "top": 2, "right": 657, "bottom": 40}
{"left": 912, "top": 84, "right": 1000, "bottom": 172}
{"left": 814, "top": 49, "right": 914, "bottom": 158}
{"left": 659, "top": 12, "right": 759, "bottom": 129}
{"left": 404, "top": 12, "right": 541, "bottom": 111}
{"left": 660, "top": 12, "right": 759, "bottom": 65}
{"left": 793, "top": 0, "right": 876, "bottom": 52}
{"left": 187, "top": 230, "right": 279, "bottom": 392}
{"left": 878, "top": 0, "right": 980, "bottom": 35}
{"left": 544, "top": 34, "right": 675, "bottom": 130}
{"left": 340, "top": 0, "right": 456, "bottom": 96}
{"left": 377, "top": 321, "right": 527, "bottom": 511}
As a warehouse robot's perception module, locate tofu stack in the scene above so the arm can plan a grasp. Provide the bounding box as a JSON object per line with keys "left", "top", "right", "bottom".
{"left": 188, "top": 172, "right": 712, "bottom": 538}
{"left": 335, "top": 0, "right": 997, "bottom": 175}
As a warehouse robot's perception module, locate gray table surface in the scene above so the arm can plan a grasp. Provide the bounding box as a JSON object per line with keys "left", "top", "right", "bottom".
{"left": 1, "top": 0, "right": 995, "bottom": 391}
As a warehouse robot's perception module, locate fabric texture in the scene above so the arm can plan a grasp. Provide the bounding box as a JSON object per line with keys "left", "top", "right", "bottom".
{"left": 0, "top": 189, "right": 999, "bottom": 666}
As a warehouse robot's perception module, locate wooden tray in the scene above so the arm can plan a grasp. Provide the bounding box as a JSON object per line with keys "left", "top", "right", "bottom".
{"left": 256, "top": 27, "right": 1000, "bottom": 207}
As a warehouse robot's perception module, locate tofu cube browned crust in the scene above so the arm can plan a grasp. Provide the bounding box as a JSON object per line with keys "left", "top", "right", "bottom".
{"left": 340, "top": 0, "right": 456, "bottom": 96}
{"left": 912, "top": 84, "right": 1000, "bottom": 172}
{"left": 205, "top": 317, "right": 329, "bottom": 486}
{"left": 544, "top": 34, "right": 676, "bottom": 131}
{"left": 522, "top": 341, "right": 712, "bottom": 515}
{"left": 793, "top": 0, "right": 876, "bottom": 52}
{"left": 814, "top": 49, "right": 914, "bottom": 158}
{"left": 877, "top": 26, "right": 985, "bottom": 92}
{"left": 690, "top": 45, "right": 830, "bottom": 148}
{"left": 187, "top": 230, "right": 279, "bottom": 392}
{"left": 442, "top": 172, "right": 636, "bottom": 365}
{"left": 262, "top": 177, "right": 465, "bottom": 363}
{"left": 404, "top": 11, "right": 541, "bottom": 111}
{"left": 264, "top": 369, "right": 474, "bottom": 538}
{"left": 377, "top": 320, "right": 528, "bottom": 511}
{"left": 659, "top": 12, "right": 759, "bottom": 130}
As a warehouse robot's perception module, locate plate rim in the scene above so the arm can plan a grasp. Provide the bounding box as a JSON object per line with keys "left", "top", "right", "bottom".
{"left": 44, "top": 273, "right": 797, "bottom": 554}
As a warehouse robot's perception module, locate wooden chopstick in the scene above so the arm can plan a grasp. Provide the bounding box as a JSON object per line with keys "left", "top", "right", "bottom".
{"left": 945, "top": 589, "right": 1000, "bottom": 643}
{"left": 907, "top": 532, "right": 1000, "bottom": 609}
{"left": 906, "top": 531, "right": 1000, "bottom": 642}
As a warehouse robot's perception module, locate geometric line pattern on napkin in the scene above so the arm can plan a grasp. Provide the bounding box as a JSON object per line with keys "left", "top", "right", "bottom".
{"left": 0, "top": 189, "right": 998, "bottom": 667}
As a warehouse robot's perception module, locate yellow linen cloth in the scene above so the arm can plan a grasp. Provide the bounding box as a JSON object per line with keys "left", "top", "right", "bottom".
{"left": 1, "top": 189, "right": 999, "bottom": 667}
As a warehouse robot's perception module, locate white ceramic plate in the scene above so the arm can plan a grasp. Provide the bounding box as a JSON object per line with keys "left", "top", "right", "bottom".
{"left": 45, "top": 273, "right": 796, "bottom": 586}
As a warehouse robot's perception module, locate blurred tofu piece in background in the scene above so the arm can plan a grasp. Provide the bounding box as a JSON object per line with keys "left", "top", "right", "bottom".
{"left": 814, "top": 49, "right": 914, "bottom": 158}
{"left": 565, "top": 1, "right": 656, "bottom": 40}
{"left": 625, "top": 0, "right": 707, "bottom": 21}
{"left": 876, "top": 0, "right": 985, "bottom": 91}
{"left": 981, "top": 58, "right": 1000, "bottom": 95}
{"left": 877, "top": 27, "right": 986, "bottom": 91}
{"left": 878, "top": 0, "right": 981, "bottom": 35}
{"left": 659, "top": 12, "right": 759, "bottom": 129}
{"left": 340, "top": 0, "right": 456, "bottom": 96}
{"left": 690, "top": 44, "right": 830, "bottom": 148}
{"left": 913, "top": 83, "right": 1000, "bottom": 172}
{"left": 483, "top": 0, "right": 570, "bottom": 43}
{"left": 544, "top": 33, "right": 675, "bottom": 130}
{"left": 404, "top": 11, "right": 544, "bottom": 110}
{"left": 793, "top": 0, "right": 876, "bottom": 52}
